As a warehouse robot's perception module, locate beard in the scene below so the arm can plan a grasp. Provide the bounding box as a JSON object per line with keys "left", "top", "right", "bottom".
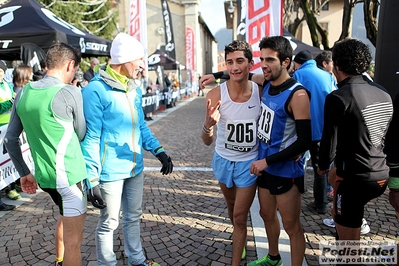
{"left": 265, "top": 65, "right": 284, "bottom": 82}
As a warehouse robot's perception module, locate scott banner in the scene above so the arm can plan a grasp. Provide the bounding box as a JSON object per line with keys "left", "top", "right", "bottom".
{"left": 0, "top": 125, "right": 34, "bottom": 190}
{"left": 238, "top": 0, "right": 284, "bottom": 73}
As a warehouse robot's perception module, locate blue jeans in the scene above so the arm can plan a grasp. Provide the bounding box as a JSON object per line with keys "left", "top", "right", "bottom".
{"left": 96, "top": 172, "right": 146, "bottom": 266}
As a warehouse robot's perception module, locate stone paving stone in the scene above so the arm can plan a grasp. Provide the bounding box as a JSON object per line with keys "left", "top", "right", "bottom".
{"left": 1, "top": 96, "right": 399, "bottom": 265}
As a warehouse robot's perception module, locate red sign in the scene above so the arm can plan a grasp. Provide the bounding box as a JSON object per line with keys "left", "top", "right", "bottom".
{"left": 129, "top": 0, "right": 140, "bottom": 40}
{"left": 246, "top": 0, "right": 283, "bottom": 73}
{"left": 186, "top": 26, "right": 195, "bottom": 71}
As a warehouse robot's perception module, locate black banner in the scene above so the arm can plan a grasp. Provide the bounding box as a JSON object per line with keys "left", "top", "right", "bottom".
{"left": 0, "top": 0, "right": 111, "bottom": 61}
{"left": 20, "top": 43, "right": 46, "bottom": 73}
{"left": 155, "top": 65, "right": 165, "bottom": 92}
{"left": 160, "top": 0, "right": 176, "bottom": 59}
{"left": 236, "top": 0, "right": 246, "bottom": 41}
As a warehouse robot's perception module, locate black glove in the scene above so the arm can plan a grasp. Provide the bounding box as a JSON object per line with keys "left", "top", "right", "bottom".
{"left": 87, "top": 186, "right": 107, "bottom": 209}
{"left": 156, "top": 152, "right": 173, "bottom": 175}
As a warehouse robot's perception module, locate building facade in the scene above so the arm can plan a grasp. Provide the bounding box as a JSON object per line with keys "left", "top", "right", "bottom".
{"left": 117, "top": 0, "right": 218, "bottom": 83}
{"left": 295, "top": 0, "right": 345, "bottom": 49}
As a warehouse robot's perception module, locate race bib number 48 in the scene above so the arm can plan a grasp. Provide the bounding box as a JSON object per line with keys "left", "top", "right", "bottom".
{"left": 224, "top": 119, "right": 256, "bottom": 152}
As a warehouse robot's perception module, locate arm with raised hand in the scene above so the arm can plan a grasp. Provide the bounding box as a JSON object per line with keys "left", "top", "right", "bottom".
{"left": 201, "top": 86, "right": 221, "bottom": 146}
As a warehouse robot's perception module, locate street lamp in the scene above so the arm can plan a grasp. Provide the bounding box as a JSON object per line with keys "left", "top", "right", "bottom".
{"left": 224, "top": 0, "right": 236, "bottom": 40}
{"left": 228, "top": 1, "right": 235, "bottom": 15}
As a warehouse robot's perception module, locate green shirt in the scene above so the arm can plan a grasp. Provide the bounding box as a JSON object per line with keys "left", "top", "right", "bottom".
{"left": 0, "top": 80, "right": 14, "bottom": 125}
{"left": 16, "top": 83, "right": 87, "bottom": 188}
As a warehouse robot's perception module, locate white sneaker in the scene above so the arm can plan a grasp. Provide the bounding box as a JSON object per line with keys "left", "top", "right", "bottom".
{"left": 360, "top": 218, "right": 370, "bottom": 235}
{"left": 323, "top": 218, "right": 370, "bottom": 234}
{"left": 323, "top": 218, "right": 335, "bottom": 228}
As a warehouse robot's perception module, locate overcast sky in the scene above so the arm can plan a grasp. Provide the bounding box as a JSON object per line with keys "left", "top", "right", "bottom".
{"left": 199, "top": 0, "right": 226, "bottom": 35}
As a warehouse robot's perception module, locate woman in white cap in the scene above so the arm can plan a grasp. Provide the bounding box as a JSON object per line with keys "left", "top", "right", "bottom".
{"left": 80, "top": 33, "right": 173, "bottom": 266}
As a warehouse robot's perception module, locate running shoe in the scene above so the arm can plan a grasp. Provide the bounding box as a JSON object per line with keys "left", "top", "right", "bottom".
{"left": 0, "top": 203, "right": 15, "bottom": 211}
{"left": 128, "top": 260, "right": 159, "bottom": 266}
{"left": 248, "top": 254, "right": 283, "bottom": 266}
{"left": 361, "top": 218, "right": 370, "bottom": 235}
{"left": 323, "top": 218, "right": 335, "bottom": 228}
{"left": 242, "top": 247, "right": 247, "bottom": 259}
{"left": 322, "top": 218, "right": 370, "bottom": 234}
{"left": 54, "top": 262, "right": 62, "bottom": 266}
{"left": 7, "top": 189, "right": 21, "bottom": 200}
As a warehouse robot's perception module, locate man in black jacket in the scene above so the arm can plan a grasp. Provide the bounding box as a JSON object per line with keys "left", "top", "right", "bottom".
{"left": 318, "top": 39, "right": 393, "bottom": 243}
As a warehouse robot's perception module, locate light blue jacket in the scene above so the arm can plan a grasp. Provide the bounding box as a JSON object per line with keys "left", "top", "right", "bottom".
{"left": 81, "top": 67, "right": 164, "bottom": 189}
{"left": 293, "top": 60, "right": 337, "bottom": 141}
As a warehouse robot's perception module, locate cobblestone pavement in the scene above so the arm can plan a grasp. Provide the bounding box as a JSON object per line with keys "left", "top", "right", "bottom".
{"left": 0, "top": 94, "right": 398, "bottom": 266}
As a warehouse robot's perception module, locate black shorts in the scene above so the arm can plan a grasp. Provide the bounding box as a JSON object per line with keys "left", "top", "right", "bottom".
{"left": 257, "top": 171, "right": 305, "bottom": 195}
{"left": 334, "top": 179, "right": 387, "bottom": 228}
{"left": 40, "top": 185, "right": 66, "bottom": 215}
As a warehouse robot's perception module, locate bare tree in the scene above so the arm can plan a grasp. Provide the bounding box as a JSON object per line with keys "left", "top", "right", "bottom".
{"left": 299, "top": 0, "right": 321, "bottom": 47}
{"left": 363, "top": 0, "right": 379, "bottom": 47}
{"left": 285, "top": 0, "right": 379, "bottom": 48}
{"left": 337, "top": 0, "right": 358, "bottom": 42}
{"left": 284, "top": 0, "right": 296, "bottom": 28}
{"left": 285, "top": 0, "right": 331, "bottom": 49}
{"left": 337, "top": 0, "right": 379, "bottom": 46}
{"left": 283, "top": 0, "right": 304, "bottom": 36}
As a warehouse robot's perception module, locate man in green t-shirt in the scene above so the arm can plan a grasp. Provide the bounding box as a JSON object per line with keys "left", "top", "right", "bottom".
{"left": 5, "top": 43, "right": 89, "bottom": 266}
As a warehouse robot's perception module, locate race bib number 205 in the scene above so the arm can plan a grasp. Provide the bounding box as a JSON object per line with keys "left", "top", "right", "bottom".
{"left": 224, "top": 119, "right": 256, "bottom": 152}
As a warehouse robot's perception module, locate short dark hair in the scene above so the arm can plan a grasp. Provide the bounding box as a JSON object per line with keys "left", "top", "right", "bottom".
{"left": 46, "top": 43, "right": 81, "bottom": 70}
{"left": 332, "top": 39, "right": 371, "bottom": 75}
{"left": 315, "top": 50, "right": 332, "bottom": 69}
{"left": 258, "top": 36, "right": 293, "bottom": 69}
{"left": 224, "top": 40, "right": 253, "bottom": 62}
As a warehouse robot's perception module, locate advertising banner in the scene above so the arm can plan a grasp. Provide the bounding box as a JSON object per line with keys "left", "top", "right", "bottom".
{"left": 160, "top": 0, "right": 176, "bottom": 59}
{"left": 185, "top": 26, "right": 195, "bottom": 83}
{"left": 0, "top": 125, "right": 34, "bottom": 190}
{"left": 129, "top": 0, "right": 148, "bottom": 68}
{"left": 242, "top": 0, "right": 284, "bottom": 73}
